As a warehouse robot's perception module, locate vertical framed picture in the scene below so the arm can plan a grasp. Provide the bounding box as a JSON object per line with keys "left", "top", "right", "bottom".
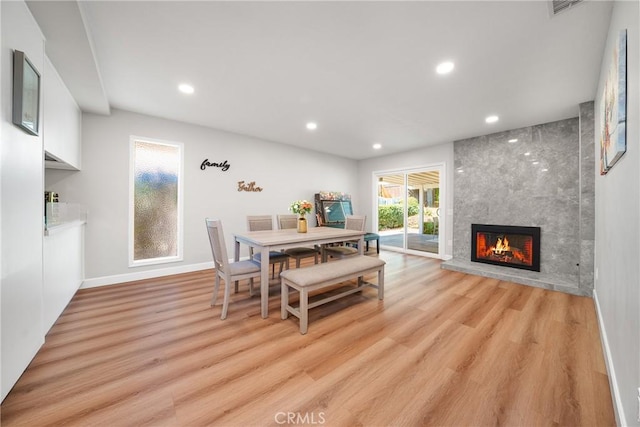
{"left": 599, "top": 29, "right": 627, "bottom": 175}
{"left": 12, "top": 50, "right": 41, "bottom": 136}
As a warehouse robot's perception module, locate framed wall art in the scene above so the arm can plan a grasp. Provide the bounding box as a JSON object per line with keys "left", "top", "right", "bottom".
{"left": 12, "top": 50, "right": 41, "bottom": 136}
{"left": 599, "top": 29, "right": 627, "bottom": 175}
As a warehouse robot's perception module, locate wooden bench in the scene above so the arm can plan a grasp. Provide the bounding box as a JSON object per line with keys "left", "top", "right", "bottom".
{"left": 280, "top": 256, "right": 385, "bottom": 334}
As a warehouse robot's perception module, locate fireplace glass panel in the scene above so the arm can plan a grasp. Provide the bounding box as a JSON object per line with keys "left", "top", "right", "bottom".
{"left": 475, "top": 232, "right": 533, "bottom": 266}
{"left": 471, "top": 224, "right": 540, "bottom": 272}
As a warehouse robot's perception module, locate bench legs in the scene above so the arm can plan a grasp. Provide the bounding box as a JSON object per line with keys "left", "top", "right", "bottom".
{"left": 377, "top": 267, "right": 384, "bottom": 299}
{"left": 281, "top": 280, "right": 288, "bottom": 321}
{"left": 281, "top": 280, "right": 309, "bottom": 334}
{"left": 299, "top": 289, "right": 308, "bottom": 334}
{"left": 281, "top": 266, "right": 384, "bottom": 335}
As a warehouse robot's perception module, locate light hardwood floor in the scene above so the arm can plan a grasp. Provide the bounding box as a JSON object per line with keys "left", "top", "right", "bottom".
{"left": 1, "top": 252, "right": 615, "bottom": 426}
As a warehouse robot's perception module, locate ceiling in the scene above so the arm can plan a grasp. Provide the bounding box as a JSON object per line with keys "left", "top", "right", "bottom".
{"left": 27, "top": 1, "right": 612, "bottom": 160}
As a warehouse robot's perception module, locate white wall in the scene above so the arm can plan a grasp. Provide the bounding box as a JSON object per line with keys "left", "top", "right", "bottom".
{"left": 357, "top": 142, "right": 454, "bottom": 258}
{"left": 0, "top": 1, "right": 45, "bottom": 401}
{"left": 45, "top": 108, "right": 358, "bottom": 286}
{"left": 594, "top": 1, "right": 640, "bottom": 425}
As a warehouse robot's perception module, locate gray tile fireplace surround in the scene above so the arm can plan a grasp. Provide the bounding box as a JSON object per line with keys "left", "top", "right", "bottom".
{"left": 442, "top": 102, "right": 595, "bottom": 297}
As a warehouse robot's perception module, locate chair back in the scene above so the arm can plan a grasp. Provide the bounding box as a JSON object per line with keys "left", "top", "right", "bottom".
{"left": 345, "top": 215, "right": 366, "bottom": 232}
{"left": 247, "top": 215, "right": 274, "bottom": 231}
{"left": 277, "top": 214, "right": 298, "bottom": 230}
{"left": 205, "top": 218, "right": 230, "bottom": 274}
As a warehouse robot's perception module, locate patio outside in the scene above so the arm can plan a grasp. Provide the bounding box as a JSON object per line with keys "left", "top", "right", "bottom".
{"left": 377, "top": 172, "right": 440, "bottom": 254}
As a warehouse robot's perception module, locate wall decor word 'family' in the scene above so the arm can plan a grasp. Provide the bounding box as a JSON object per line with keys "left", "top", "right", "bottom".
{"left": 200, "top": 159, "right": 230, "bottom": 171}
{"left": 238, "top": 181, "right": 263, "bottom": 192}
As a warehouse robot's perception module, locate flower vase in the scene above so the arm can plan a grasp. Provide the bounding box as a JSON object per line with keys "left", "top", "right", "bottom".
{"left": 297, "top": 217, "right": 308, "bottom": 233}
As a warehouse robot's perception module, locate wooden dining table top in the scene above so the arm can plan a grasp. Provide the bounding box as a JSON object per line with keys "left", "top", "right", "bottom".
{"left": 233, "top": 226, "right": 365, "bottom": 250}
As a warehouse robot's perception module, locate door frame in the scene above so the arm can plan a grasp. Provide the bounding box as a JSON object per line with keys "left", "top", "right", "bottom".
{"left": 372, "top": 162, "right": 446, "bottom": 258}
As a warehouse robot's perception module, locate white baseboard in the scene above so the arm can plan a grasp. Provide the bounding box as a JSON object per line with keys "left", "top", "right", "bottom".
{"left": 81, "top": 261, "right": 215, "bottom": 289}
{"left": 593, "top": 288, "right": 626, "bottom": 426}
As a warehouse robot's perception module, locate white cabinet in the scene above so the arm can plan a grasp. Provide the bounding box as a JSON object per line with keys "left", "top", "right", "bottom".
{"left": 41, "top": 57, "right": 85, "bottom": 332}
{"left": 40, "top": 53, "right": 85, "bottom": 334}
{"left": 43, "top": 222, "right": 85, "bottom": 333}
{"left": 1, "top": 1, "right": 46, "bottom": 402}
{"left": 43, "top": 56, "right": 81, "bottom": 170}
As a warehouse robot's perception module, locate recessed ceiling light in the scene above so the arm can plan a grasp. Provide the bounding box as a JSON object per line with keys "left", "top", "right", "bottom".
{"left": 373, "top": 143, "right": 382, "bottom": 150}
{"left": 306, "top": 122, "right": 317, "bottom": 131}
{"left": 541, "top": 168, "right": 549, "bottom": 172}
{"left": 508, "top": 138, "right": 518, "bottom": 143}
{"left": 524, "top": 152, "right": 531, "bottom": 156}
{"left": 485, "top": 115, "right": 499, "bottom": 124}
{"left": 178, "top": 83, "right": 194, "bottom": 94}
{"left": 436, "top": 61, "right": 455, "bottom": 75}
{"left": 532, "top": 161, "right": 539, "bottom": 165}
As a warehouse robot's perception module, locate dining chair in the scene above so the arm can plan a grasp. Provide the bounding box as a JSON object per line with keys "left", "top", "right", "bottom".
{"left": 324, "top": 215, "right": 367, "bottom": 260}
{"left": 205, "top": 218, "right": 262, "bottom": 319}
{"left": 277, "top": 214, "right": 319, "bottom": 268}
{"left": 246, "top": 215, "right": 290, "bottom": 277}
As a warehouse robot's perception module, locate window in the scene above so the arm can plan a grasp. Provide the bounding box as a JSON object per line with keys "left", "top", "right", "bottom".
{"left": 129, "top": 136, "right": 183, "bottom": 266}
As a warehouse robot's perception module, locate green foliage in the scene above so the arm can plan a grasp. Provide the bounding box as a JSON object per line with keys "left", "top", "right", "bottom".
{"left": 378, "top": 204, "right": 404, "bottom": 229}
{"left": 378, "top": 198, "right": 433, "bottom": 230}
{"left": 423, "top": 222, "right": 435, "bottom": 234}
{"left": 407, "top": 197, "right": 419, "bottom": 216}
{"left": 378, "top": 198, "right": 420, "bottom": 230}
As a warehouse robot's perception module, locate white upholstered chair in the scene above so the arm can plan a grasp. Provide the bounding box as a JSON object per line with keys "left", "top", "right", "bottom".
{"left": 324, "top": 215, "right": 367, "bottom": 260}
{"left": 205, "top": 218, "right": 262, "bottom": 319}
{"left": 246, "top": 215, "right": 290, "bottom": 277}
{"left": 277, "top": 214, "right": 319, "bottom": 267}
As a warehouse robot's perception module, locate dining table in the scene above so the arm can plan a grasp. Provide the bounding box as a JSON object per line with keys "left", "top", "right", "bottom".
{"left": 233, "top": 226, "right": 366, "bottom": 318}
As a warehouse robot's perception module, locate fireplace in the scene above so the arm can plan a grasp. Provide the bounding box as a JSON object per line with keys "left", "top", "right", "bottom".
{"left": 471, "top": 224, "right": 540, "bottom": 272}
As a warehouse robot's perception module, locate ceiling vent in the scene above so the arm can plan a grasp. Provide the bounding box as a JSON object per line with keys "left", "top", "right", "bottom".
{"left": 551, "top": 0, "right": 583, "bottom": 15}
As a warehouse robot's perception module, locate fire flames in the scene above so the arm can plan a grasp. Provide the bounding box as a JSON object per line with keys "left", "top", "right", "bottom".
{"left": 493, "top": 236, "right": 509, "bottom": 254}
{"left": 483, "top": 235, "right": 528, "bottom": 263}
{"left": 474, "top": 229, "right": 536, "bottom": 269}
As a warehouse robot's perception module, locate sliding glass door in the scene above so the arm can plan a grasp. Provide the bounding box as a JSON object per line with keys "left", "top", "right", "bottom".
{"left": 375, "top": 165, "right": 443, "bottom": 257}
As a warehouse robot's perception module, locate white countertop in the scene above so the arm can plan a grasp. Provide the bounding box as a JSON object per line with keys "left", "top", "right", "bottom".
{"left": 44, "top": 219, "right": 86, "bottom": 236}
